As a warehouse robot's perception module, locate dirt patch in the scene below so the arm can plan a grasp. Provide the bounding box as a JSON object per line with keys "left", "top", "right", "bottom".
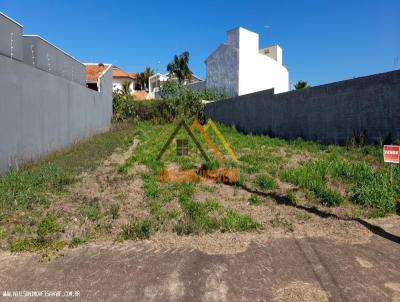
{"left": 49, "top": 139, "right": 149, "bottom": 241}
{"left": 191, "top": 180, "right": 372, "bottom": 248}
{"left": 282, "top": 149, "right": 313, "bottom": 169}
{"left": 273, "top": 281, "right": 330, "bottom": 302}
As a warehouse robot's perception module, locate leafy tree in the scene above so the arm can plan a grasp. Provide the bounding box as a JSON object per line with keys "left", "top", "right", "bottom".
{"left": 294, "top": 80, "right": 309, "bottom": 90}
{"left": 167, "top": 51, "right": 193, "bottom": 82}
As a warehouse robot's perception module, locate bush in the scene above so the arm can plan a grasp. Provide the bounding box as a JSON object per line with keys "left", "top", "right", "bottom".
{"left": 112, "top": 80, "right": 226, "bottom": 123}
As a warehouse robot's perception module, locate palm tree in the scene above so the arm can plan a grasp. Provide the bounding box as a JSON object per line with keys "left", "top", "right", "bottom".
{"left": 137, "top": 67, "right": 154, "bottom": 91}
{"left": 167, "top": 51, "right": 193, "bottom": 82}
{"left": 294, "top": 80, "right": 309, "bottom": 90}
{"left": 143, "top": 67, "right": 153, "bottom": 91}
{"left": 119, "top": 80, "right": 132, "bottom": 100}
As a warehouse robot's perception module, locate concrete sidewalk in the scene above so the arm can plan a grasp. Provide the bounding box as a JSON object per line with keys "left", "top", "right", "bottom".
{"left": 0, "top": 232, "right": 399, "bottom": 302}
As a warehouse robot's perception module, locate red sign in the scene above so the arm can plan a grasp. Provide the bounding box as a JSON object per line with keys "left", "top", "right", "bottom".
{"left": 384, "top": 145, "right": 400, "bottom": 164}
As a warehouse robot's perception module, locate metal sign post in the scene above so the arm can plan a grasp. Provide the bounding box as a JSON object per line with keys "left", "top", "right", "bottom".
{"left": 383, "top": 145, "right": 399, "bottom": 184}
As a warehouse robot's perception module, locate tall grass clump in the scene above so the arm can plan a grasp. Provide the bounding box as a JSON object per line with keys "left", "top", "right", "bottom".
{"left": 118, "top": 219, "right": 153, "bottom": 241}
{"left": 331, "top": 161, "right": 398, "bottom": 213}
{"left": 255, "top": 174, "right": 276, "bottom": 190}
{"left": 221, "top": 210, "right": 260, "bottom": 232}
{"left": 174, "top": 197, "right": 220, "bottom": 235}
{"left": 281, "top": 161, "right": 344, "bottom": 206}
{"left": 0, "top": 164, "right": 73, "bottom": 212}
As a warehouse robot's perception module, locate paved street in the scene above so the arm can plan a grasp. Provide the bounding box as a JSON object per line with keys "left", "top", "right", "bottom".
{"left": 0, "top": 229, "right": 399, "bottom": 302}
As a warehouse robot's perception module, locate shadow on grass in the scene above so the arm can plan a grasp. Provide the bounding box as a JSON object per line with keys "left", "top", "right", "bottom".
{"left": 232, "top": 183, "right": 400, "bottom": 245}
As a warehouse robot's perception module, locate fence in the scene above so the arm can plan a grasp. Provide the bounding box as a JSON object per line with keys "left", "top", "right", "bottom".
{"left": 205, "top": 69, "right": 400, "bottom": 144}
{"left": 0, "top": 12, "right": 112, "bottom": 174}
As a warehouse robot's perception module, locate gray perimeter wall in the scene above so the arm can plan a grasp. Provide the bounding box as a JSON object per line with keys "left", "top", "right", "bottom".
{"left": 205, "top": 69, "right": 400, "bottom": 144}
{"left": 0, "top": 13, "right": 23, "bottom": 61}
{"left": 0, "top": 53, "right": 113, "bottom": 174}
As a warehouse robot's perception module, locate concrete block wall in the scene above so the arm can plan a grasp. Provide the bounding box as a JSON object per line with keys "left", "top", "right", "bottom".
{"left": 22, "top": 35, "right": 86, "bottom": 85}
{"left": 205, "top": 69, "right": 400, "bottom": 144}
{"left": 0, "top": 12, "right": 23, "bottom": 61}
{"left": 0, "top": 49, "right": 112, "bottom": 174}
{"left": 0, "top": 12, "right": 112, "bottom": 174}
{"left": 1, "top": 12, "right": 86, "bottom": 86}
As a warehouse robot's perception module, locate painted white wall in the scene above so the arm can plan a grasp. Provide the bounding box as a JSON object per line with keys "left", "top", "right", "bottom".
{"left": 112, "top": 78, "right": 135, "bottom": 93}
{"left": 205, "top": 27, "right": 289, "bottom": 97}
{"left": 148, "top": 73, "right": 168, "bottom": 94}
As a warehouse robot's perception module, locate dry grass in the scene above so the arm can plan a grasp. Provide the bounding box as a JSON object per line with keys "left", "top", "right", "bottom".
{"left": 273, "top": 281, "right": 330, "bottom": 302}
{"left": 2, "top": 120, "right": 399, "bottom": 255}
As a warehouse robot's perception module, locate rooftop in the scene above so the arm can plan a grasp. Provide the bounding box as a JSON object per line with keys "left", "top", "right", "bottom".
{"left": 112, "top": 67, "right": 136, "bottom": 79}
{"left": 85, "top": 63, "right": 111, "bottom": 82}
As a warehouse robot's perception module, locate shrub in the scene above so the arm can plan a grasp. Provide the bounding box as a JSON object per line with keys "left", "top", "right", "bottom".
{"left": 112, "top": 80, "right": 226, "bottom": 123}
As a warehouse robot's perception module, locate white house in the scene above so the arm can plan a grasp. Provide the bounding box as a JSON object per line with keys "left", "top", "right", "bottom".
{"left": 205, "top": 27, "right": 289, "bottom": 97}
{"left": 148, "top": 73, "right": 169, "bottom": 96}
{"left": 148, "top": 72, "right": 203, "bottom": 98}
{"left": 112, "top": 66, "right": 137, "bottom": 93}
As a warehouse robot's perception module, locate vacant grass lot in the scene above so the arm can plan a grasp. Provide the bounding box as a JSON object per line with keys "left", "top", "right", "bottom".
{"left": 115, "top": 121, "right": 399, "bottom": 242}
{"left": 0, "top": 119, "right": 398, "bottom": 255}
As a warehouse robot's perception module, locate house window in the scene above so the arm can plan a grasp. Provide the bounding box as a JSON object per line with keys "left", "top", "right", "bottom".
{"left": 176, "top": 139, "right": 188, "bottom": 156}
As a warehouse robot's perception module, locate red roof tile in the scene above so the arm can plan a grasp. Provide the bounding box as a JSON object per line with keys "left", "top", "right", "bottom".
{"left": 113, "top": 67, "right": 136, "bottom": 80}
{"left": 85, "top": 63, "right": 110, "bottom": 82}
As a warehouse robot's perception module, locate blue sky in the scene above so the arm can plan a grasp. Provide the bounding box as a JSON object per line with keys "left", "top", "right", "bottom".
{"left": 1, "top": 0, "right": 399, "bottom": 86}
